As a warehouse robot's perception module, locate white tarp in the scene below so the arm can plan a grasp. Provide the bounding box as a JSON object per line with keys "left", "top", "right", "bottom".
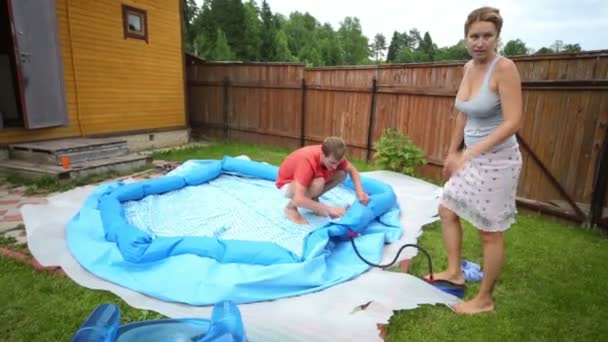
{"left": 22, "top": 169, "right": 459, "bottom": 341}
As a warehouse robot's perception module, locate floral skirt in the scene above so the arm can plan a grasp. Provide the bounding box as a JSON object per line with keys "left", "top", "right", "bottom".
{"left": 440, "top": 144, "right": 522, "bottom": 232}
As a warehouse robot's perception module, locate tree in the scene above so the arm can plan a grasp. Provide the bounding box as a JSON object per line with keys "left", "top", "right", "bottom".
{"left": 183, "top": 3, "right": 561, "bottom": 66}
{"left": 182, "top": 0, "right": 200, "bottom": 53}
{"left": 417, "top": 31, "right": 436, "bottom": 60}
{"left": 386, "top": 31, "right": 418, "bottom": 63}
{"left": 386, "top": 31, "right": 402, "bottom": 62}
{"left": 298, "top": 45, "right": 323, "bottom": 66}
{"left": 551, "top": 40, "right": 564, "bottom": 53}
{"left": 535, "top": 47, "right": 555, "bottom": 55}
{"left": 408, "top": 28, "right": 421, "bottom": 49}
{"left": 370, "top": 33, "right": 387, "bottom": 62}
{"left": 283, "top": 11, "right": 320, "bottom": 58}
{"left": 242, "top": 0, "right": 262, "bottom": 61}
{"left": 210, "top": 0, "right": 247, "bottom": 60}
{"left": 535, "top": 41, "right": 581, "bottom": 55}
{"left": 192, "top": 1, "right": 219, "bottom": 57}
{"left": 274, "top": 29, "right": 295, "bottom": 62}
{"left": 502, "top": 39, "right": 529, "bottom": 56}
{"left": 392, "top": 30, "right": 437, "bottom": 63}
{"left": 273, "top": 13, "right": 287, "bottom": 29}
{"left": 395, "top": 47, "right": 429, "bottom": 63}
{"left": 212, "top": 29, "right": 235, "bottom": 60}
{"left": 259, "top": 0, "right": 277, "bottom": 60}
{"left": 434, "top": 40, "right": 469, "bottom": 61}
{"left": 338, "top": 17, "right": 370, "bottom": 65}
{"left": 563, "top": 43, "right": 582, "bottom": 53}
{"left": 318, "top": 23, "right": 344, "bottom": 66}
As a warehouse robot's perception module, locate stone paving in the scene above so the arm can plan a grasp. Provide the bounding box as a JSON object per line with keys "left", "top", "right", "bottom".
{"left": 0, "top": 162, "right": 169, "bottom": 245}
{"left": 0, "top": 184, "right": 47, "bottom": 244}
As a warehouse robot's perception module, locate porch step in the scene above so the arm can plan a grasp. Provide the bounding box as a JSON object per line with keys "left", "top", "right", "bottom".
{"left": 8, "top": 138, "right": 129, "bottom": 165}
{"left": 0, "top": 154, "right": 151, "bottom": 179}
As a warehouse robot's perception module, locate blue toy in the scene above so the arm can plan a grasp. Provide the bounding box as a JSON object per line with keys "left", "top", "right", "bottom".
{"left": 461, "top": 260, "right": 483, "bottom": 282}
{"left": 70, "top": 300, "right": 247, "bottom": 342}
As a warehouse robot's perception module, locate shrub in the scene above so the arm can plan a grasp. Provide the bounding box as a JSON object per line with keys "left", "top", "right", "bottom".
{"left": 373, "top": 129, "right": 427, "bottom": 176}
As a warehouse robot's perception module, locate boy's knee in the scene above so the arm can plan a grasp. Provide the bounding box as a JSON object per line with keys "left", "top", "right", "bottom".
{"left": 311, "top": 177, "right": 325, "bottom": 188}
{"left": 334, "top": 169, "right": 347, "bottom": 181}
{"left": 308, "top": 177, "right": 325, "bottom": 197}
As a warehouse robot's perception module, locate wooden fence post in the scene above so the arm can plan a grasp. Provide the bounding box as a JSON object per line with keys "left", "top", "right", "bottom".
{"left": 589, "top": 121, "right": 608, "bottom": 230}
{"left": 223, "top": 76, "right": 230, "bottom": 139}
{"left": 300, "top": 78, "right": 307, "bottom": 147}
{"left": 366, "top": 78, "right": 378, "bottom": 162}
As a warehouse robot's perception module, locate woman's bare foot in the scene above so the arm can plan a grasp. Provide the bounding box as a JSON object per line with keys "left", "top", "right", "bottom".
{"left": 424, "top": 270, "right": 465, "bottom": 285}
{"left": 285, "top": 206, "right": 308, "bottom": 224}
{"left": 451, "top": 295, "right": 495, "bottom": 314}
{"left": 377, "top": 323, "right": 387, "bottom": 339}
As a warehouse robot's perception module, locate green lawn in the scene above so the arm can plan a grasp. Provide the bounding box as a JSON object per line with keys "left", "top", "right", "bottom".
{"left": 151, "top": 140, "right": 381, "bottom": 173}
{"left": 1, "top": 140, "right": 607, "bottom": 341}
{"left": 0, "top": 164, "right": 154, "bottom": 196}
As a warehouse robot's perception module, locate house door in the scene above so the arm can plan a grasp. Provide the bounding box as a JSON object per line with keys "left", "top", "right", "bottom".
{"left": 6, "top": 0, "right": 68, "bottom": 129}
{"left": 0, "top": 0, "right": 20, "bottom": 129}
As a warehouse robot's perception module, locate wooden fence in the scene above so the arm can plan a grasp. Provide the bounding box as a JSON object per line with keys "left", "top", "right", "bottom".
{"left": 185, "top": 51, "right": 608, "bottom": 228}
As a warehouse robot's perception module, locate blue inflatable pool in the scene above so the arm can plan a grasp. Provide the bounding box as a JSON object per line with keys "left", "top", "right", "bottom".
{"left": 66, "top": 157, "right": 402, "bottom": 305}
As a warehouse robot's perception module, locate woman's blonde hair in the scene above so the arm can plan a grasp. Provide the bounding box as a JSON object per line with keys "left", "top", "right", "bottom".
{"left": 465, "top": 7, "right": 503, "bottom": 37}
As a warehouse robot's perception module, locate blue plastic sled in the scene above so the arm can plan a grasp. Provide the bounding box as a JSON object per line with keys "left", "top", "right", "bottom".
{"left": 71, "top": 300, "right": 247, "bottom": 342}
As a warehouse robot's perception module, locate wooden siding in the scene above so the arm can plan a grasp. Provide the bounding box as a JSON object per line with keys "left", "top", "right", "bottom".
{"left": 0, "top": 0, "right": 185, "bottom": 144}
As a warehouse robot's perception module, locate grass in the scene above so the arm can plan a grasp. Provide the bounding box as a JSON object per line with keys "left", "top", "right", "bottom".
{"left": 0, "top": 235, "right": 27, "bottom": 253}
{"left": 0, "top": 257, "right": 164, "bottom": 341}
{"left": 0, "top": 164, "right": 155, "bottom": 196}
{"left": 151, "top": 140, "right": 381, "bottom": 173}
{"left": 1, "top": 140, "right": 607, "bottom": 341}
{"left": 386, "top": 215, "right": 608, "bottom": 341}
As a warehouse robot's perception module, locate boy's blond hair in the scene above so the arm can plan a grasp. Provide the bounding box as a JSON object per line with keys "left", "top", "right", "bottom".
{"left": 322, "top": 136, "right": 347, "bottom": 160}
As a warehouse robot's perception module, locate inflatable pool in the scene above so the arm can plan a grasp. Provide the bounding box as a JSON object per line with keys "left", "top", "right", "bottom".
{"left": 66, "top": 156, "right": 403, "bottom": 305}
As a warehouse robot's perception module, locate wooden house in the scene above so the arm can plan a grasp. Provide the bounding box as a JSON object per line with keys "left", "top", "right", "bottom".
{"left": 0, "top": 0, "right": 188, "bottom": 149}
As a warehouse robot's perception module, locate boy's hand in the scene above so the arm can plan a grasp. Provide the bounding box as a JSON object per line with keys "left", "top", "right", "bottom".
{"left": 327, "top": 206, "right": 347, "bottom": 219}
{"left": 356, "top": 190, "right": 369, "bottom": 205}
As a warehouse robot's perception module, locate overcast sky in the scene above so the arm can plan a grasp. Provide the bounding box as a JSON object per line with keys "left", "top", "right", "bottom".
{"left": 195, "top": 0, "right": 607, "bottom": 51}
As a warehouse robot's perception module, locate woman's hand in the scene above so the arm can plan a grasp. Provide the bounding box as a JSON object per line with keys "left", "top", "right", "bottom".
{"left": 443, "top": 151, "right": 472, "bottom": 179}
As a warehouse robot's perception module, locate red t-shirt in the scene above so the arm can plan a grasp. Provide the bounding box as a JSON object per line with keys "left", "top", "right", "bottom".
{"left": 276, "top": 145, "right": 349, "bottom": 188}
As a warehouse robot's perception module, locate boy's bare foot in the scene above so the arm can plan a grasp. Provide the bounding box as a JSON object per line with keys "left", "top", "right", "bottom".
{"left": 285, "top": 206, "right": 308, "bottom": 224}
{"left": 423, "top": 270, "right": 465, "bottom": 286}
{"left": 451, "top": 296, "right": 495, "bottom": 315}
{"left": 313, "top": 204, "right": 327, "bottom": 217}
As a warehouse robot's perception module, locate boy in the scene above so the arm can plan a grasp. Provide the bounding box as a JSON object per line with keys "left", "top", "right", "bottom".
{"left": 276, "top": 136, "right": 369, "bottom": 224}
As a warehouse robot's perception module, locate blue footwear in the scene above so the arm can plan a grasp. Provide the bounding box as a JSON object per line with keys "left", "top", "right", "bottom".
{"left": 428, "top": 279, "right": 466, "bottom": 298}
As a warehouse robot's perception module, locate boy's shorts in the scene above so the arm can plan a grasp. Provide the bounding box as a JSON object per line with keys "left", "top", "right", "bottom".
{"left": 279, "top": 182, "right": 292, "bottom": 198}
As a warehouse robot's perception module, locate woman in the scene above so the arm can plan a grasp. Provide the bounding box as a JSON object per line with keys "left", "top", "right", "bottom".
{"left": 427, "top": 7, "right": 523, "bottom": 314}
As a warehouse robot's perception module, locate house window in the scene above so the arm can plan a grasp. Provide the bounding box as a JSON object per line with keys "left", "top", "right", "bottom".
{"left": 122, "top": 4, "right": 148, "bottom": 43}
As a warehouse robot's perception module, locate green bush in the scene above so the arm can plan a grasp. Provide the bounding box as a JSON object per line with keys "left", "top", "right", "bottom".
{"left": 373, "top": 129, "right": 427, "bottom": 176}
